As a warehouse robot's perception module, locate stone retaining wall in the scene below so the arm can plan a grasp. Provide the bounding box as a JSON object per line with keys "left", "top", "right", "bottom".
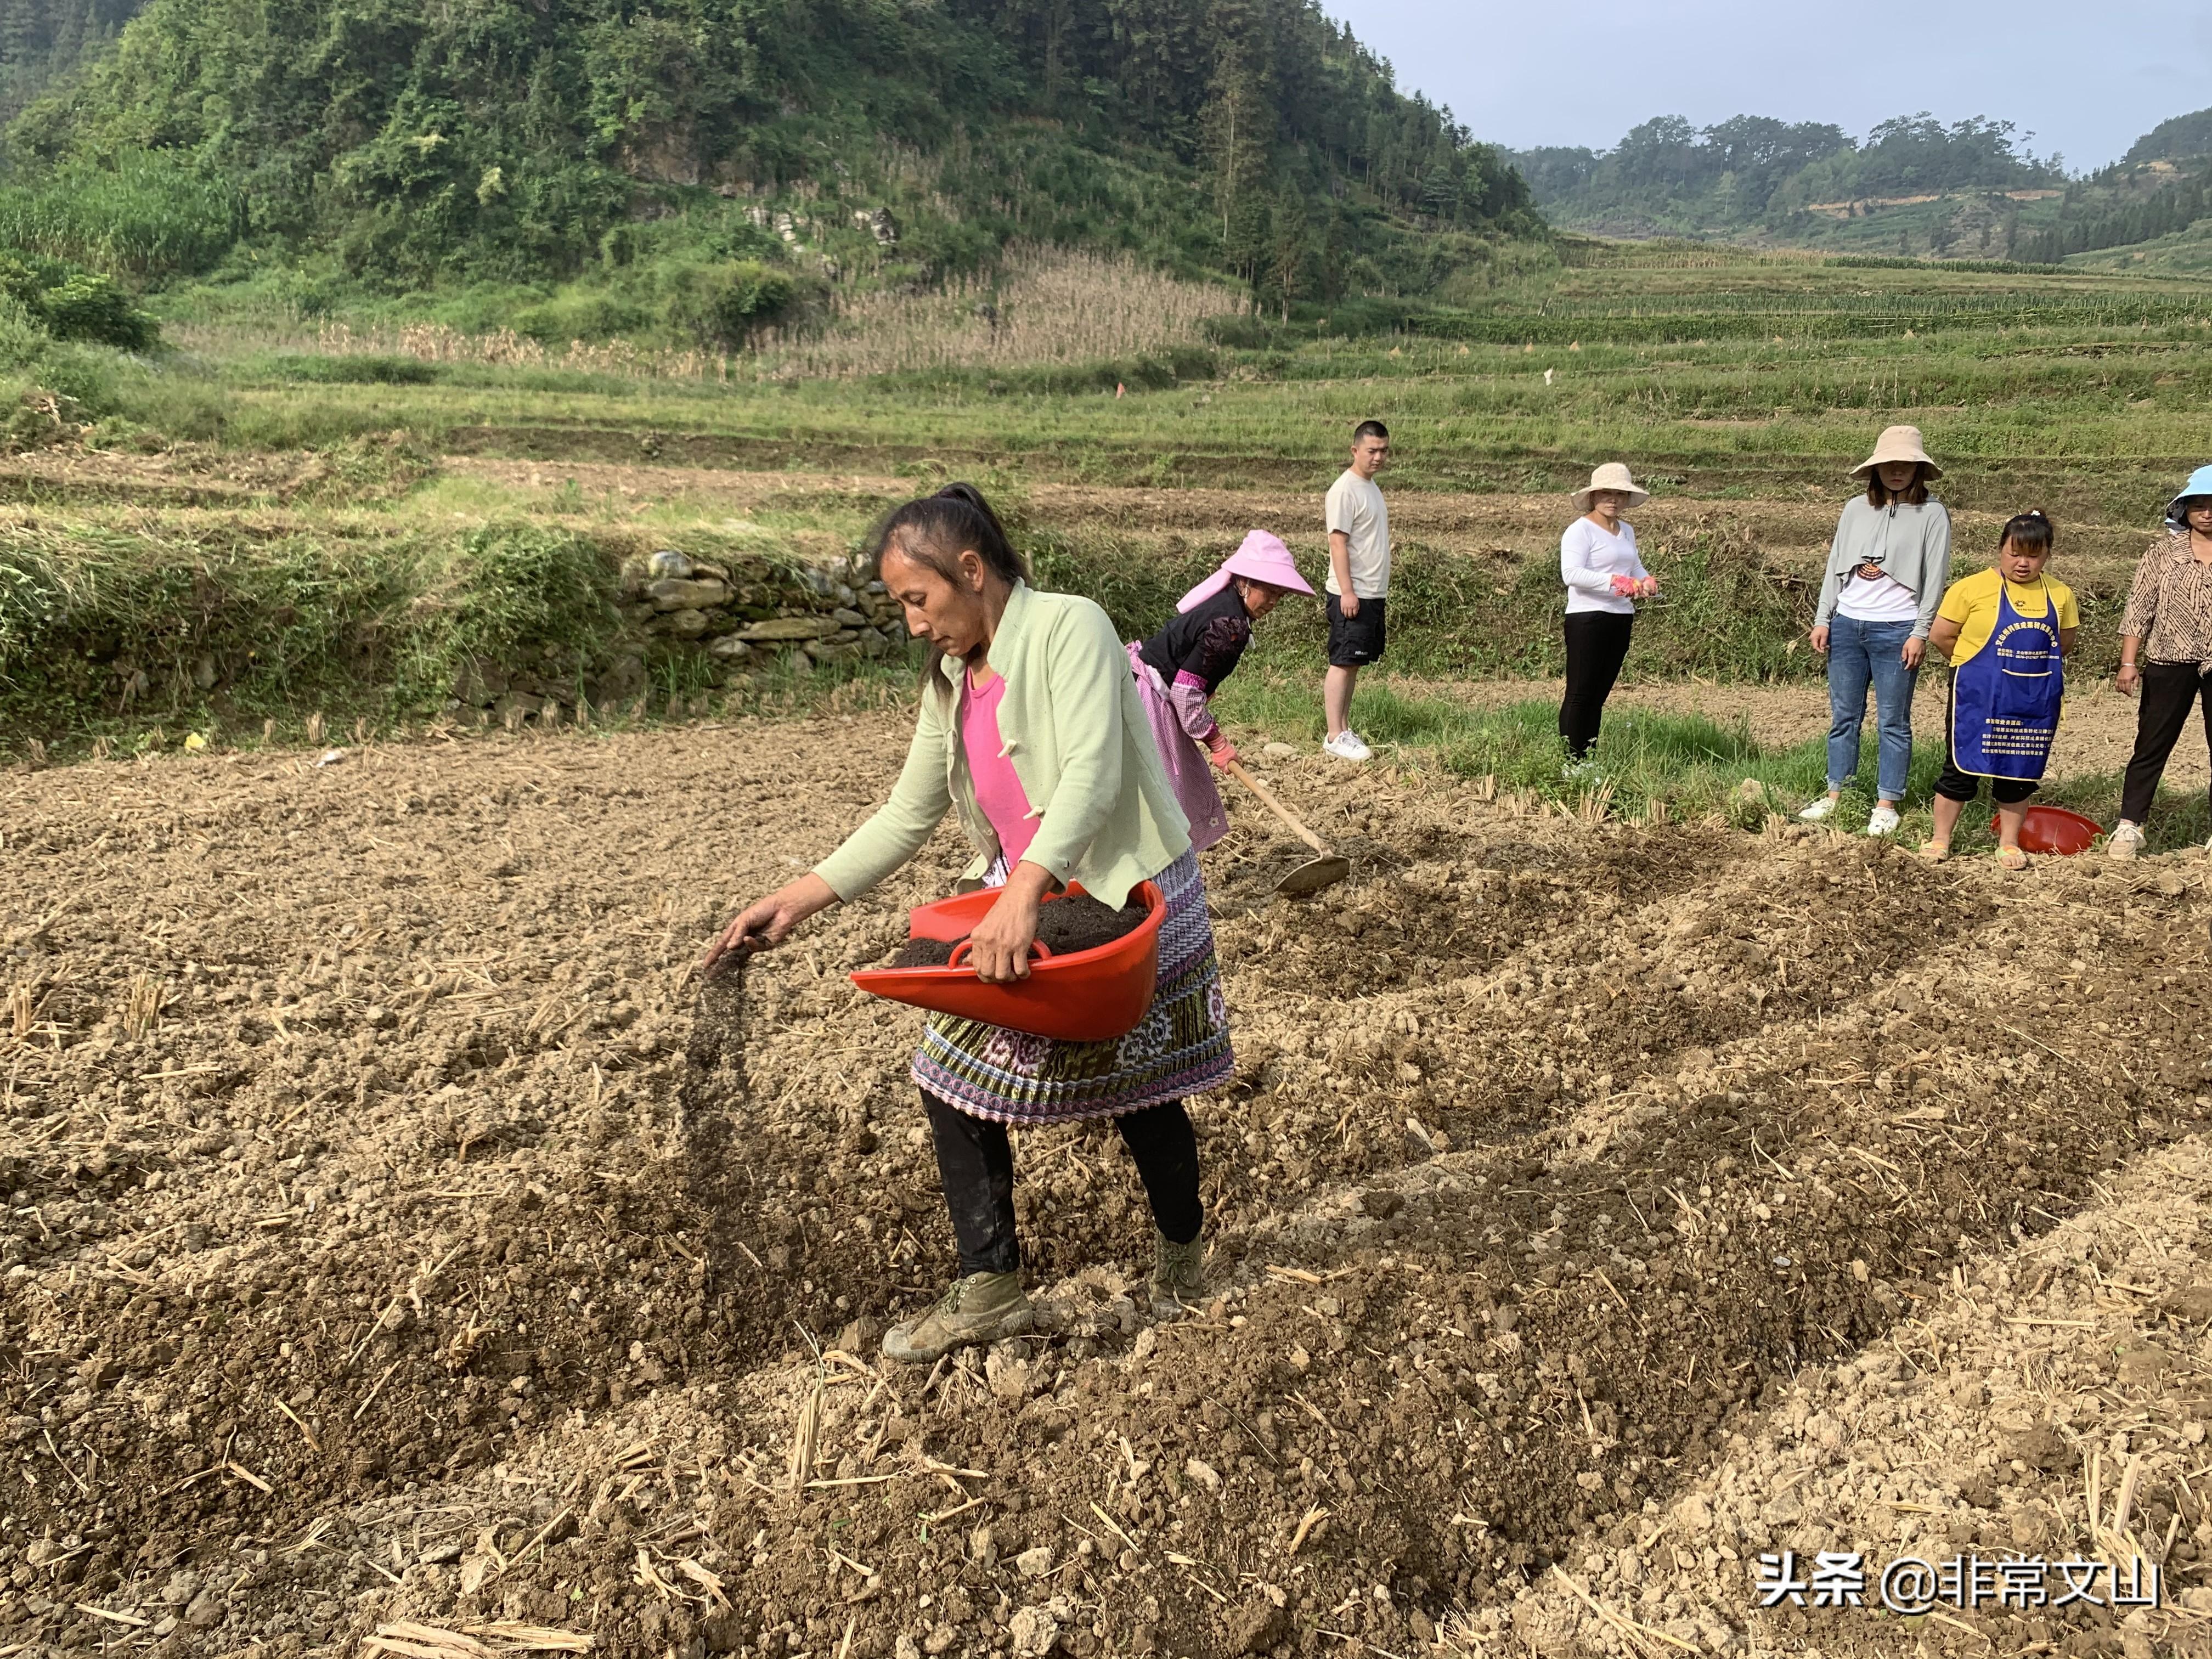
{"left": 444, "top": 548, "right": 907, "bottom": 723}
{"left": 624, "top": 548, "right": 906, "bottom": 669}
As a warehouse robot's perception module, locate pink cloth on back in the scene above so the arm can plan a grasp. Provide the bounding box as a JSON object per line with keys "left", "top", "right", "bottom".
{"left": 1127, "top": 641, "right": 1227, "bottom": 852}
{"left": 962, "top": 668, "right": 1037, "bottom": 865}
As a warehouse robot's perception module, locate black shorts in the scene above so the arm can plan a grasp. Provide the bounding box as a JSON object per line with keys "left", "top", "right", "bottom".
{"left": 1935, "top": 678, "right": 2038, "bottom": 805}
{"left": 1935, "top": 752, "right": 2038, "bottom": 806}
{"left": 1327, "top": 594, "right": 1387, "bottom": 668}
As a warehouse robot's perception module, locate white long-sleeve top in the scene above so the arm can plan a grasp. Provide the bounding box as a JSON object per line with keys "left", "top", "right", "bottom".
{"left": 1560, "top": 517, "right": 1649, "bottom": 616}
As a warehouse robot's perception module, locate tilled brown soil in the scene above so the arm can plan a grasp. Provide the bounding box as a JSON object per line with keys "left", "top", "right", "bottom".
{"left": 2, "top": 721, "right": 2207, "bottom": 1658}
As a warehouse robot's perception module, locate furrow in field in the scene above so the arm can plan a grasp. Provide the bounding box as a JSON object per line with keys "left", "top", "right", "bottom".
{"left": 2, "top": 723, "right": 2205, "bottom": 1658}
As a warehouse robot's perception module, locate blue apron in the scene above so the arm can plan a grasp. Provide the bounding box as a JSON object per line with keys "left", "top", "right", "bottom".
{"left": 1951, "top": 579, "right": 2063, "bottom": 781}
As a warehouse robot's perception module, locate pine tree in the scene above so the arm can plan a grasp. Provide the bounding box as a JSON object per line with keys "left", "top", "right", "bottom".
{"left": 1269, "top": 183, "right": 1307, "bottom": 317}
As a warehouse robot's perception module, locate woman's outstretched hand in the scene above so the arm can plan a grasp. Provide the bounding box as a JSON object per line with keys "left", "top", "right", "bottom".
{"left": 963, "top": 862, "right": 1054, "bottom": 983}
{"left": 703, "top": 873, "right": 837, "bottom": 971}
{"left": 1205, "top": 739, "right": 1240, "bottom": 770}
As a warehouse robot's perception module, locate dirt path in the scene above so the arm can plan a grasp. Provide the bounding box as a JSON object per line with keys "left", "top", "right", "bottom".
{"left": 2, "top": 723, "right": 2208, "bottom": 1657}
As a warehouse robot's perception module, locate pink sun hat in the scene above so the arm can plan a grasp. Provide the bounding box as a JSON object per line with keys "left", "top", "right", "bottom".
{"left": 1175, "top": 529, "right": 1317, "bottom": 613}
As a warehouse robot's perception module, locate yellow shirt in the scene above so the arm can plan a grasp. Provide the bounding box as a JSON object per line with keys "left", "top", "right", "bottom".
{"left": 1936, "top": 569, "right": 2080, "bottom": 667}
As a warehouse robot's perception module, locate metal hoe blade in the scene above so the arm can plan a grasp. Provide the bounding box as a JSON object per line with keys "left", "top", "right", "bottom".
{"left": 1223, "top": 758, "right": 1352, "bottom": 898}
{"left": 1273, "top": 853, "right": 1351, "bottom": 896}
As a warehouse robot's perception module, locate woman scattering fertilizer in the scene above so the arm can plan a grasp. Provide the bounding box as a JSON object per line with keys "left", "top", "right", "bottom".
{"left": 703, "top": 484, "right": 1235, "bottom": 1363}
{"left": 1128, "top": 530, "right": 1314, "bottom": 850}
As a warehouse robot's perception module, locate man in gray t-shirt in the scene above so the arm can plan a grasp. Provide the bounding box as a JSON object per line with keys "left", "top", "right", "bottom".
{"left": 1322, "top": 419, "right": 1391, "bottom": 762}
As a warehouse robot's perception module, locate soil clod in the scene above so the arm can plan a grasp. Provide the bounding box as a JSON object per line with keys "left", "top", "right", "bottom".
{"left": 4, "top": 712, "right": 2205, "bottom": 1659}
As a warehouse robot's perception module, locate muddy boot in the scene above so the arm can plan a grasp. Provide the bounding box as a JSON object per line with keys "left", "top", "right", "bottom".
{"left": 1148, "top": 1229, "right": 1206, "bottom": 1318}
{"left": 881, "top": 1271, "right": 1032, "bottom": 1364}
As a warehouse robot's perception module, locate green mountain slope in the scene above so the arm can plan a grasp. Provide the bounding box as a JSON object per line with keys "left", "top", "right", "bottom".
{"left": 2068, "top": 216, "right": 2212, "bottom": 276}
{"left": 1509, "top": 113, "right": 2058, "bottom": 249}
{"left": 0, "top": 0, "right": 142, "bottom": 122}
{"left": 0, "top": 0, "right": 1538, "bottom": 313}
{"left": 1510, "top": 104, "right": 2212, "bottom": 267}
{"left": 2126, "top": 106, "right": 2212, "bottom": 165}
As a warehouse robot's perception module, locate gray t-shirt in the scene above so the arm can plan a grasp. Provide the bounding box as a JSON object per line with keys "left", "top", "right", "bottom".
{"left": 1324, "top": 470, "right": 1391, "bottom": 599}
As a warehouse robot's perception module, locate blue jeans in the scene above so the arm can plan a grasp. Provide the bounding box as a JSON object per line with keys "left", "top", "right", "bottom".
{"left": 1825, "top": 614, "right": 1919, "bottom": 802}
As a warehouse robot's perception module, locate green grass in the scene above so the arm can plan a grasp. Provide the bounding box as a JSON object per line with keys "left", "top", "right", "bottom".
{"left": 1039, "top": 516, "right": 1818, "bottom": 686}
{"left": 8, "top": 237, "right": 2212, "bottom": 765}
{"left": 2072, "top": 218, "right": 2212, "bottom": 277}
{"left": 1210, "top": 685, "right": 2212, "bottom": 855}
{"left": 128, "top": 241, "right": 2212, "bottom": 529}
{"left": 0, "top": 155, "right": 240, "bottom": 278}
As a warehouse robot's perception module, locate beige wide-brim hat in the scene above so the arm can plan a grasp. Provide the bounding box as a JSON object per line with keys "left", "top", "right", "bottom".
{"left": 1850, "top": 424, "right": 1943, "bottom": 479}
{"left": 1572, "top": 461, "right": 1650, "bottom": 512}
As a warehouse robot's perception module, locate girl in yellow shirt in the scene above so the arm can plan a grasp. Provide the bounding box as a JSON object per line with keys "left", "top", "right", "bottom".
{"left": 1921, "top": 512, "right": 2079, "bottom": 868}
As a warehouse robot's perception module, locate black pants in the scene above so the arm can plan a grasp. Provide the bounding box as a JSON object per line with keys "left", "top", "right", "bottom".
{"left": 2120, "top": 661, "right": 2212, "bottom": 824}
{"left": 1935, "top": 676, "right": 2038, "bottom": 805}
{"left": 1560, "top": 612, "right": 1634, "bottom": 759}
{"left": 923, "top": 1090, "right": 1201, "bottom": 1277}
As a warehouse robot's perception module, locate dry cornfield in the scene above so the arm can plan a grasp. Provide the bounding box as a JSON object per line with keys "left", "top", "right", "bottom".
{"left": 753, "top": 249, "right": 1245, "bottom": 379}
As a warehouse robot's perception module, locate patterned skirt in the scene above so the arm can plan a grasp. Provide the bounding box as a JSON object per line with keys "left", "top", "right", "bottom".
{"left": 912, "top": 849, "right": 1235, "bottom": 1127}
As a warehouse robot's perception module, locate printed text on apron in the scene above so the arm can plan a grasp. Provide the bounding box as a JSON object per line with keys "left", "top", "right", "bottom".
{"left": 1951, "top": 579, "right": 2064, "bottom": 781}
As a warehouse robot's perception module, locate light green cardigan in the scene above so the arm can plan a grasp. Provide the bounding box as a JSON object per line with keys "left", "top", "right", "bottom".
{"left": 814, "top": 582, "right": 1192, "bottom": 910}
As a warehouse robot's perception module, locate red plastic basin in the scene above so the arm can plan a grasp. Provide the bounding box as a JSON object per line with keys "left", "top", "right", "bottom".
{"left": 1988, "top": 805, "right": 2101, "bottom": 856}
{"left": 849, "top": 881, "right": 1165, "bottom": 1042}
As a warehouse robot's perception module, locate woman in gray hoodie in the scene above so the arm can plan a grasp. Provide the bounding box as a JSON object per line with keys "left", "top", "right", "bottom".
{"left": 1800, "top": 426, "right": 1953, "bottom": 837}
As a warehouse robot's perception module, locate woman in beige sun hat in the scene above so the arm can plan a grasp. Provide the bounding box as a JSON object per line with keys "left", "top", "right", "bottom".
{"left": 1801, "top": 424, "right": 1953, "bottom": 837}
{"left": 1559, "top": 462, "right": 1659, "bottom": 773}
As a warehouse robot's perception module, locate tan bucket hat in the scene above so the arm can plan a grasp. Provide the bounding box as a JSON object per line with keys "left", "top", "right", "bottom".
{"left": 1572, "top": 461, "right": 1650, "bottom": 512}
{"left": 1850, "top": 424, "right": 1943, "bottom": 479}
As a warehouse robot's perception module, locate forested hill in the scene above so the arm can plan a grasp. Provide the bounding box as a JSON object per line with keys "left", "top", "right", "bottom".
{"left": 1511, "top": 113, "right": 2061, "bottom": 243}
{"left": 1510, "top": 105, "right": 2212, "bottom": 267}
{"left": 0, "top": 0, "right": 137, "bottom": 122}
{"left": 0, "top": 0, "right": 1538, "bottom": 300}
{"left": 2127, "top": 107, "right": 2212, "bottom": 165}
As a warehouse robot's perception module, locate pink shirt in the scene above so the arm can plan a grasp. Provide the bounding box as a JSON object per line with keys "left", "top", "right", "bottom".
{"left": 962, "top": 668, "right": 1037, "bottom": 865}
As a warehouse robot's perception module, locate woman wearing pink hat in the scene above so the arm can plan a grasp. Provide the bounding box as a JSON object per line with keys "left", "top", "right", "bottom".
{"left": 1130, "top": 530, "right": 1316, "bottom": 850}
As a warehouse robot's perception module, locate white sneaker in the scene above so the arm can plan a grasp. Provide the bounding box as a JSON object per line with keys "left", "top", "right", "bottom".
{"left": 1561, "top": 757, "right": 1599, "bottom": 782}
{"left": 1323, "top": 730, "right": 1372, "bottom": 763}
{"left": 1798, "top": 794, "right": 1838, "bottom": 822}
{"left": 1866, "top": 804, "right": 1901, "bottom": 837}
{"left": 2107, "top": 821, "right": 2144, "bottom": 862}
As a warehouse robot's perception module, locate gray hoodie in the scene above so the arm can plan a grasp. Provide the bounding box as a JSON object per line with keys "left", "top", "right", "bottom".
{"left": 1812, "top": 496, "right": 1953, "bottom": 640}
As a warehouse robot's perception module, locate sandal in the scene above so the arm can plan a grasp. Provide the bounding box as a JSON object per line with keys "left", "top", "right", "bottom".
{"left": 1916, "top": 841, "right": 1951, "bottom": 864}
{"left": 1995, "top": 845, "right": 2029, "bottom": 872}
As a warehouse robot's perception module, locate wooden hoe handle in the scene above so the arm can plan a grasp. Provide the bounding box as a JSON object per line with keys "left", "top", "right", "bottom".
{"left": 1223, "top": 760, "right": 1330, "bottom": 857}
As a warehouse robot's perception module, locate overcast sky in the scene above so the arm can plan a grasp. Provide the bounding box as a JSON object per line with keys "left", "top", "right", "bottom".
{"left": 1338, "top": 0, "right": 2211, "bottom": 172}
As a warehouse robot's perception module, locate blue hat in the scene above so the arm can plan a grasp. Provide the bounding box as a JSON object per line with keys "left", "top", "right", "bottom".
{"left": 2168, "top": 465, "right": 2212, "bottom": 529}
